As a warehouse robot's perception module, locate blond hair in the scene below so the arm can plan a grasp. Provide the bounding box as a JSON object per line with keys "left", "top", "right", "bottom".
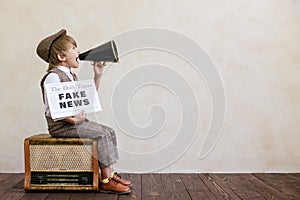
{"left": 47, "top": 35, "right": 77, "bottom": 72}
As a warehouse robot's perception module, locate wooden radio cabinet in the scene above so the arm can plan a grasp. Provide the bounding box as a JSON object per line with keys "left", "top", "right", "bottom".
{"left": 24, "top": 134, "right": 99, "bottom": 191}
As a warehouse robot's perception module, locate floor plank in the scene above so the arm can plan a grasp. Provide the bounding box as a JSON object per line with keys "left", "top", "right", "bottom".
{"left": 180, "top": 173, "right": 216, "bottom": 200}
{"left": 254, "top": 173, "right": 300, "bottom": 200}
{"left": 118, "top": 173, "right": 142, "bottom": 200}
{"left": 0, "top": 173, "right": 24, "bottom": 188}
{"left": 0, "top": 174, "right": 12, "bottom": 183}
{"left": 245, "top": 174, "right": 290, "bottom": 200}
{"left": 70, "top": 192, "right": 95, "bottom": 200}
{"left": 292, "top": 173, "right": 300, "bottom": 179}
{"left": 44, "top": 192, "right": 72, "bottom": 200}
{"left": 287, "top": 173, "right": 300, "bottom": 182}
{"left": 93, "top": 192, "right": 118, "bottom": 200}
{"left": 21, "top": 192, "right": 50, "bottom": 200}
{"left": 142, "top": 174, "right": 166, "bottom": 200}
{"left": 214, "top": 174, "right": 265, "bottom": 200}
{"left": 161, "top": 173, "right": 191, "bottom": 200}
{"left": 199, "top": 173, "right": 233, "bottom": 199}
{"left": 207, "top": 174, "right": 242, "bottom": 200}
{"left": 0, "top": 173, "right": 24, "bottom": 198}
{"left": 272, "top": 173, "right": 300, "bottom": 189}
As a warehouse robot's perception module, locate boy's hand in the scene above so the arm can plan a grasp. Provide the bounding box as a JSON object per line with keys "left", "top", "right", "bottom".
{"left": 73, "top": 110, "right": 86, "bottom": 124}
{"left": 92, "top": 61, "right": 106, "bottom": 77}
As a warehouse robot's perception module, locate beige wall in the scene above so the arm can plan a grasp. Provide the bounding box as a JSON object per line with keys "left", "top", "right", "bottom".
{"left": 0, "top": 0, "right": 299, "bottom": 172}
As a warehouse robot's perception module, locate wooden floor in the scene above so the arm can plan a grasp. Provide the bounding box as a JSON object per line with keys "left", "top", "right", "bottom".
{"left": 0, "top": 173, "right": 299, "bottom": 200}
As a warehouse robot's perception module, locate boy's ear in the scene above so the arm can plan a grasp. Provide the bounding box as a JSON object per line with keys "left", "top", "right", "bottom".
{"left": 57, "top": 53, "right": 66, "bottom": 62}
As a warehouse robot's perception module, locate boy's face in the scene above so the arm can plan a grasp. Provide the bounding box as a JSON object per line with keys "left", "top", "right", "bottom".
{"left": 63, "top": 43, "right": 80, "bottom": 68}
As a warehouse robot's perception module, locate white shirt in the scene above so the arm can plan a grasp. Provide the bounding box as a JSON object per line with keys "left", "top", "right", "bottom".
{"left": 43, "top": 66, "right": 75, "bottom": 117}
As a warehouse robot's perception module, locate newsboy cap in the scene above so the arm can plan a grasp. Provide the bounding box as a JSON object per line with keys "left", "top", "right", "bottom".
{"left": 36, "top": 29, "right": 67, "bottom": 63}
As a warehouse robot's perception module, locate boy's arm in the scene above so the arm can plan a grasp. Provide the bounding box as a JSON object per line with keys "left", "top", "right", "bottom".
{"left": 92, "top": 61, "right": 106, "bottom": 91}
{"left": 62, "top": 110, "right": 86, "bottom": 124}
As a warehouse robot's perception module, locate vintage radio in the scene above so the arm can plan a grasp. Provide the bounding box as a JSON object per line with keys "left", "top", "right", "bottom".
{"left": 24, "top": 134, "right": 99, "bottom": 191}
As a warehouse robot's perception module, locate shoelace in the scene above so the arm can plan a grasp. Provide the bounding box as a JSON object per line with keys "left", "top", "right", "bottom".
{"left": 114, "top": 172, "right": 122, "bottom": 179}
{"left": 109, "top": 177, "right": 119, "bottom": 185}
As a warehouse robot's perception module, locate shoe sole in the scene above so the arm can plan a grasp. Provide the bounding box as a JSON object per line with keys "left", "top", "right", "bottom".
{"left": 99, "top": 189, "right": 131, "bottom": 195}
{"left": 122, "top": 183, "right": 133, "bottom": 187}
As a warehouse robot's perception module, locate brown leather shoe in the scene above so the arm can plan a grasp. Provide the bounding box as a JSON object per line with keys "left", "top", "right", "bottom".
{"left": 99, "top": 178, "right": 131, "bottom": 194}
{"left": 112, "top": 172, "right": 133, "bottom": 186}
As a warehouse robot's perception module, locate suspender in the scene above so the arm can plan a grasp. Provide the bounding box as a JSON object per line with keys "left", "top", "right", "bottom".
{"left": 40, "top": 68, "right": 77, "bottom": 103}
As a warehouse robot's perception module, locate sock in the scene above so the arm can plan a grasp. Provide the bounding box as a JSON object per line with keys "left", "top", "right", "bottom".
{"left": 110, "top": 171, "right": 115, "bottom": 178}
{"left": 101, "top": 178, "right": 109, "bottom": 184}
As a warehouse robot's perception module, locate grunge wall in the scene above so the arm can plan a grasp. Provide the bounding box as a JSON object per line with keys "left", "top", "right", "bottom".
{"left": 0, "top": 0, "right": 299, "bottom": 172}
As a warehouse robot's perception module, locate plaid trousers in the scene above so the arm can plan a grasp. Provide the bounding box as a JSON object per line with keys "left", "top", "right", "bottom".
{"left": 46, "top": 117, "right": 119, "bottom": 168}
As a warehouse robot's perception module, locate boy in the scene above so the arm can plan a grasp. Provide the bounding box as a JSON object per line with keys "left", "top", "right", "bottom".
{"left": 36, "top": 29, "right": 132, "bottom": 194}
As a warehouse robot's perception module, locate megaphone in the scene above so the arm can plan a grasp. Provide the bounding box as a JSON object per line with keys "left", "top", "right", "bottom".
{"left": 79, "top": 40, "right": 119, "bottom": 62}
